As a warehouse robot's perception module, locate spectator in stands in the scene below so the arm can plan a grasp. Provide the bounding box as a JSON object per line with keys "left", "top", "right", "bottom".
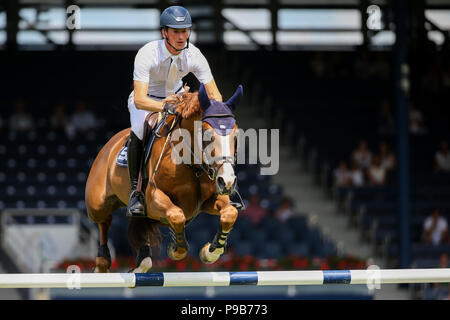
{"left": 367, "top": 155, "right": 386, "bottom": 186}
{"left": 349, "top": 160, "right": 365, "bottom": 187}
{"left": 423, "top": 208, "right": 448, "bottom": 246}
{"left": 70, "top": 100, "right": 97, "bottom": 135}
{"left": 377, "top": 100, "right": 395, "bottom": 135}
{"left": 274, "top": 197, "right": 295, "bottom": 224}
{"left": 352, "top": 140, "right": 372, "bottom": 170}
{"left": 434, "top": 140, "right": 450, "bottom": 172}
{"left": 50, "top": 103, "right": 76, "bottom": 138}
{"left": 50, "top": 103, "right": 68, "bottom": 130}
{"left": 378, "top": 141, "right": 396, "bottom": 171}
{"left": 409, "top": 103, "right": 427, "bottom": 134}
{"left": 425, "top": 253, "right": 450, "bottom": 300}
{"left": 241, "top": 195, "right": 268, "bottom": 226}
{"left": 333, "top": 161, "right": 352, "bottom": 187}
{"left": 8, "top": 99, "right": 35, "bottom": 133}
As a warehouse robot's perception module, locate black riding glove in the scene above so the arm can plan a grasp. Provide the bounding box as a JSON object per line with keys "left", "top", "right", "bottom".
{"left": 162, "top": 103, "right": 178, "bottom": 115}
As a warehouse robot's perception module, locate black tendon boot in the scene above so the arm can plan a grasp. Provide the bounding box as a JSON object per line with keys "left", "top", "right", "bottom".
{"left": 126, "top": 131, "right": 146, "bottom": 217}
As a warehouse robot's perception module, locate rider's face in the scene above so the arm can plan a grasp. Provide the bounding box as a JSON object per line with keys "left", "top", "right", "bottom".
{"left": 163, "top": 28, "right": 190, "bottom": 53}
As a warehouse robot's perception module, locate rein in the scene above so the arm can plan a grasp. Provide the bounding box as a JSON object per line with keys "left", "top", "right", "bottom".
{"left": 152, "top": 105, "right": 245, "bottom": 210}
{"left": 150, "top": 113, "right": 181, "bottom": 189}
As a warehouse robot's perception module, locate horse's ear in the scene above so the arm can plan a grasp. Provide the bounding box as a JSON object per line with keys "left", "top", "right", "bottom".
{"left": 225, "top": 85, "right": 243, "bottom": 111}
{"left": 198, "top": 83, "right": 211, "bottom": 111}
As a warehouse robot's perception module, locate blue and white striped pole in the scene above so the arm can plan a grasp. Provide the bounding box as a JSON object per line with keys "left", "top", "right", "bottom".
{"left": 1, "top": 269, "right": 450, "bottom": 289}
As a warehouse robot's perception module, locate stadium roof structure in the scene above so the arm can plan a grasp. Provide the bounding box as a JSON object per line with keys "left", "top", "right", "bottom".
{"left": 1, "top": 0, "right": 449, "bottom": 51}
{"left": 8, "top": 0, "right": 450, "bottom": 9}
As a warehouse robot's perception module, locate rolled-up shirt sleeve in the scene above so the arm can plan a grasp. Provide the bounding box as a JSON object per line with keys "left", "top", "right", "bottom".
{"left": 191, "top": 49, "right": 213, "bottom": 84}
{"left": 133, "top": 47, "right": 151, "bottom": 83}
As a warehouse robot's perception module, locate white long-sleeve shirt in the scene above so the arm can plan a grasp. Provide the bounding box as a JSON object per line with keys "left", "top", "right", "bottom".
{"left": 132, "top": 39, "right": 213, "bottom": 98}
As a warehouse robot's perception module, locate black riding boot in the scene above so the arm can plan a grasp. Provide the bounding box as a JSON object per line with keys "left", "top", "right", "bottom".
{"left": 127, "top": 131, "right": 146, "bottom": 217}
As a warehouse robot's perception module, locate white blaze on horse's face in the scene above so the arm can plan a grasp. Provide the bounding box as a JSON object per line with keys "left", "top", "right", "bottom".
{"left": 203, "top": 124, "right": 237, "bottom": 195}
{"left": 197, "top": 83, "right": 243, "bottom": 195}
{"left": 217, "top": 133, "right": 235, "bottom": 189}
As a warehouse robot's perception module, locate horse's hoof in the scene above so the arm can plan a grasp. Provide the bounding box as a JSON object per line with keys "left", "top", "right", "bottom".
{"left": 199, "top": 243, "right": 223, "bottom": 264}
{"left": 167, "top": 243, "right": 188, "bottom": 261}
{"left": 93, "top": 267, "right": 110, "bottom": 273}
{"left": 131, "top": 257, "right": 152, "bottom": 273}
{"left": 94, "top": 257, "right": 110, "bottom": 273}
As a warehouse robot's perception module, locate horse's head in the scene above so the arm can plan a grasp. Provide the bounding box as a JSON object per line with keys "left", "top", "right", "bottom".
{"left": 198, "top": 83, "right": 242, "bottom": 195}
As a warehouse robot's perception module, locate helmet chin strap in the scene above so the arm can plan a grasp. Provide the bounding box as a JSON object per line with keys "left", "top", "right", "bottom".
{"left": 163, "top": 29, "right": 190, "bottom": 52}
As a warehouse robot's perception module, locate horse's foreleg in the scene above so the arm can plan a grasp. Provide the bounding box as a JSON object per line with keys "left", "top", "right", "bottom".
{"left": 147, "top": 187, "right": 188, "bottom": 260}
{"left": 166, "top": 205, "right": 189, "bottom": 261}
{"left": 200, "top": 196, "right": 238, "bottom": 264}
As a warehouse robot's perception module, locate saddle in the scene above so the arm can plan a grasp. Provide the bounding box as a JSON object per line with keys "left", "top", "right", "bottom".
{"left": 116, "top": 112, "right": 170, "bottom": 193}
{"left": 137, "top": 112, "right": 161, "bottom": 193}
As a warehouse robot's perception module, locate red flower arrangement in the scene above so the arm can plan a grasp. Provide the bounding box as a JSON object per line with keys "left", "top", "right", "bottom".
{"left": 55, "top": 253, "right": 367, "bottom": 273}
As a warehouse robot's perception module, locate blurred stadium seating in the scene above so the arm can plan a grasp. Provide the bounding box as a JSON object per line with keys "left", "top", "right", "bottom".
{"left": 232, "top": 48, "right": 450, "bottom": 270}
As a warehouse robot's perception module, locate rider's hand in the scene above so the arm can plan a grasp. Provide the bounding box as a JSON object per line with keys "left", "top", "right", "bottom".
{"left": 162, "top": 102, "right": 178, "bottom": 115}
{"left": 163, "top": 94, "right": 179, "bottom": 105}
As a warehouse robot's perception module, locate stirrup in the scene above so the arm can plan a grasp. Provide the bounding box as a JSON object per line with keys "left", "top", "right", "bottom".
{"left": 127, "top": 190, "right": 146, "bottom": 218}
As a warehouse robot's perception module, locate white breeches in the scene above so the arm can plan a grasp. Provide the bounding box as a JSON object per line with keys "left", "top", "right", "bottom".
{"left": 127, "top": 91, "right": 161, "bottom": 140}
{"left": 128, "top": 89, "right": 184, "bottom": 140}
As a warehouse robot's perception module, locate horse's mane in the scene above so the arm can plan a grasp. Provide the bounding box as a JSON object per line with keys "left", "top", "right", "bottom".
{"left": 175, "top": 91, "right": 201, "bottom": 119}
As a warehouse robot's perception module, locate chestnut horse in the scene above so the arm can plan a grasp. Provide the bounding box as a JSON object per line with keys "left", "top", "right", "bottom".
{"left": 85, "top": 84, "right": 243, "bottom": 273}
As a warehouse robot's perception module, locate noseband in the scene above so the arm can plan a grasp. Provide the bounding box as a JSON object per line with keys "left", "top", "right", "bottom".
{"left": 198, "top": 113, "right": 237, "bottom": 181}
{"left": 166, "top": 105, "right": 245, "bottom": 209}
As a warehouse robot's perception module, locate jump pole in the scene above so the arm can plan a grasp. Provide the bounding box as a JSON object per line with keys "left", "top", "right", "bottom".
{"left": 1, "top": 269, "right": 450, "bottom": 289}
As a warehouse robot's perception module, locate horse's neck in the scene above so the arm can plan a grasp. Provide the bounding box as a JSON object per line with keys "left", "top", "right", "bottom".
{"left": 176, "top": 116, "right": 202, "bottom": 165}
{"left": 179, "top": 115, "right": 200, "bottom": 134}
{"left": 179, "top": 116, "right": 202, "bottom": 147}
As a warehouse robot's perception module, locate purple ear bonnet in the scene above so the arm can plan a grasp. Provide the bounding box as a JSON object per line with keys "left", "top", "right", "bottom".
{"left": 198, "top": 84, "right": 243, "bottom": 136}
{"left": 202, "top": 101, "right": 235, "bottom": 135}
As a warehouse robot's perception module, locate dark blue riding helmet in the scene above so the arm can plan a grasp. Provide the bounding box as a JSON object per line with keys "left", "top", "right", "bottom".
{"left": 160, "top": 6, "right": 192, "bottom": 29}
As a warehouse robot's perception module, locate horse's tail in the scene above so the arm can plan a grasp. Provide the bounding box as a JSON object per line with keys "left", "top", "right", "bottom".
{"left": 127, "top": 218, "right": 162, "bottom": 259}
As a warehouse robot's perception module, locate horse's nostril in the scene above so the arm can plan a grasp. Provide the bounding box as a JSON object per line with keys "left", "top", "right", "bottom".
{"left": 217, "top": 177, "right": 225, "bottom": 188}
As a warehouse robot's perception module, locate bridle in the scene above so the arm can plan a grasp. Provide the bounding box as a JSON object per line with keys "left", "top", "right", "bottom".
{"left": 199, "top": 113, "right": 238, "bottom": 181}
{"left": 162, "top": 104, "right": 245, "bottom": 209}
{"left": 193, "top": 111, "right": 245, "bottom": 208}
{"left": 158, "top": 107, "right": 238, "bottom": 181}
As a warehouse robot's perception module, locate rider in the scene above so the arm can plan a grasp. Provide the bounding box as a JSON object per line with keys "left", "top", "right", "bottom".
{"left": 127, "top": 5, "right": 223, "bottom": 217}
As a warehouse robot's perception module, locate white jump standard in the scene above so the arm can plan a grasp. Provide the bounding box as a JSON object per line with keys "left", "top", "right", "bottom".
{"left": 1, "top": 269, "right": 450, "bottom": 289}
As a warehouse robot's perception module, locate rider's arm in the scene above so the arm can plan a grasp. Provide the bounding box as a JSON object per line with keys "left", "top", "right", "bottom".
{"left": 204, "top": 78, "right": 222, "bottom": 102}
{"left": 133, "top": 45, "right": 171, "bottom": 112}
{"left": 133, "top": 81, "right": 166, "bottom": 112}
{"left": 191, "top": 48, "right": 223, "bottom": 102}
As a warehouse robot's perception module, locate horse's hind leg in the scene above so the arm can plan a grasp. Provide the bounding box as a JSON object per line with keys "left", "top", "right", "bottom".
{"left": 86, "top": 196, "right": 121, "bottom": 273}
{"left": 95, "top": 214, "right": 113, "bottom": 273}
{"left": 127, "top": 218, "right": 160, "bottom": 273}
